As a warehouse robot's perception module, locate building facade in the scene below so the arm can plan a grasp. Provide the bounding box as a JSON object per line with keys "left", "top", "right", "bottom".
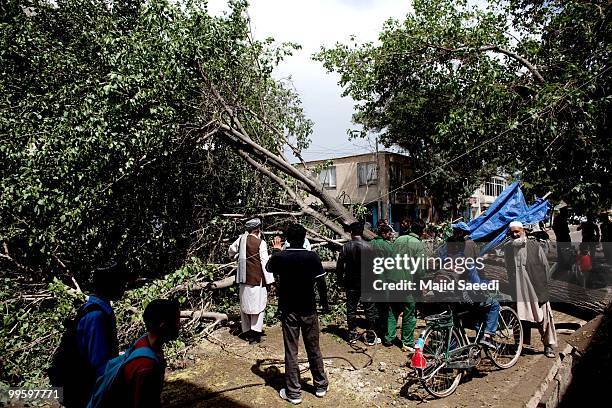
{"left": 462, "top": 176, "right": 509, "bottom": 220}
{"left": 302, "top": 152, "right": 433, "bottom": 231}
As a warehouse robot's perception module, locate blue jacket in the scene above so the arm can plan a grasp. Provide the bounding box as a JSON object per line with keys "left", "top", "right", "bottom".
{"left": 76, "top": 295, "right": 118, "bottom": 378}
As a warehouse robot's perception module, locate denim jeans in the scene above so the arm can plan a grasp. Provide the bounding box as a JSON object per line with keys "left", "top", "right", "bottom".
{"left": 468, "top": 267, "right": 500, "bottom": 335}
{"left": 484, "top": 299, "right": 500, "bottom": 334}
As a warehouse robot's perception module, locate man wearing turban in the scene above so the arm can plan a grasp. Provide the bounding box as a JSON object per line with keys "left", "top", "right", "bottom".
{"left": 228, "top": 218, "right": 275, "bottom": 344}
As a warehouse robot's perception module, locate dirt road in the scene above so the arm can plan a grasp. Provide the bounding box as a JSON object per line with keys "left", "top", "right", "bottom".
{"left": 162, "top": 310, "right": 577, "bottom": 408}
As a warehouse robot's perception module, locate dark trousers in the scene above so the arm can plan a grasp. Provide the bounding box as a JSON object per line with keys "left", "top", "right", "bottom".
{"left": 281, "top": 312, "right": 328, "bottom": 399}
{"left": 346, "top": 289, "right": 378, "bottom": 335}
{"left": 556, "top": 241, "right": 571, "bottom": 271}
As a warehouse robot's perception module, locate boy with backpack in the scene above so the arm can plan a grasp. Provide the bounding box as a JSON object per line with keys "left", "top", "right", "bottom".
{"left": 49, "top": 263, "right": 126, "bottom": 408}
{"left": 87, "top": 298, "right": 181, "bottom": 408}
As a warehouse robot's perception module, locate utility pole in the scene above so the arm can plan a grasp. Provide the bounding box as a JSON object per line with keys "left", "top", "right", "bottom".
{"left": 375, "top": 136, "right": 382, "bottom": 223}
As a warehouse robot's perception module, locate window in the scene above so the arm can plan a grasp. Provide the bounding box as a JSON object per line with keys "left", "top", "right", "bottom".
{"left": 484, "top": 177, "right": 507, "bottom": 197}
{"left": 358, "top": 162, "right": 378, "bottom": 186}
{"left": 318, "top": 166, "right": 336, "bottom": 188}
{"left": 389, "top": 163, "right": 401, "bottom": 186}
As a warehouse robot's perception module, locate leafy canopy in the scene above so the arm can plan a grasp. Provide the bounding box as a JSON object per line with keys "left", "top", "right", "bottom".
{"left": 316, "top": 0, "right": 611, "bottom": 211}
{"left": 0, "top": 0, "right": 310, "bottom": 279}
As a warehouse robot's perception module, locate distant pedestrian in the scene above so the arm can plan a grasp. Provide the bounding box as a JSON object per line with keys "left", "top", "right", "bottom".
{"left": 599, "top": 213, "right": 612, "bottom": 264}
{"left": 578, "top": 214, "right": 600, "bottom": 260}
{"left": 399, "top": 217, "right": 412, "bottom": 236}
{"left": 552, "top": 207, "right": 571, "bottom": 270}
{"left": 377, "top": 218, "right": 396, "bottom": 235}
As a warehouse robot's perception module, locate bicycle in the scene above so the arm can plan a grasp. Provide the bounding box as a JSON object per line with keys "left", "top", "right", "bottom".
{"left": 412, "top": 303, "right": 523, "bottom": 398}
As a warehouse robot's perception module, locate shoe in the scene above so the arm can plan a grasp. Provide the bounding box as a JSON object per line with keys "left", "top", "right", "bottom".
{"left": 479, "top": 335, "right": 497, "bottom": 350}
{"left": 382, "top": 340, "right": 394, "bottom": 347}
{"left": 544, "top": 346, "right": 556, "bottom": 358}
{"left": 348, "top": 332, "right": 359, "bottom": 344}
{"left": 279, "top": 388, "right": 302, "bottom": 404}
{"left": 249, "top": 332, "right": 262, "bottom": 344}
{"left": 238, "top": 330, "right": 253, "bottom": 341}
{"left": 363, "top": 334, "right": 382, "bottom": 346}
{"left": 315, "top": 388, "right": 327, "bottom": 398}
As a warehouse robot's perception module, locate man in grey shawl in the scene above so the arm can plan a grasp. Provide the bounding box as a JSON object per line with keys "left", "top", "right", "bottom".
{"left": 229, "top": 218, "right": 275, "bottom": 344}
{"left": 504, "top": 221, "right": 557, "bottom": 358}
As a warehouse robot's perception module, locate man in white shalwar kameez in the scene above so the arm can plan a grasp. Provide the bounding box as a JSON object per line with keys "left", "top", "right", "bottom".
{"left": 504, "top": 221, "right": 557, "bottom": 358}
{"left": 229, "top": 218, "right": 274, "bottom": 344}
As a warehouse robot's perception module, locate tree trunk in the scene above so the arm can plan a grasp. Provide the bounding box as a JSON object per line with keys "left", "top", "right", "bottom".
{"left": 204, "top": 82, "right": 374, "bottom": 241}
{"left": 481, "top": 262, "right": 610, "bottom": 315}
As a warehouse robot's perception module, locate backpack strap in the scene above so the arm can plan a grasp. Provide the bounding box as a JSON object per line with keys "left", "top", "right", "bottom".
{"left": 76, "top": 301, "right": 104, "bottom": 320}
{"left": 124, "top": 346, "right": 160, "bottom": 365}
{"left": 122, "top": 335, "right": 160, "bottom": 365}
{"left": 84, "top": 340, "right": 159, "bottom": 408}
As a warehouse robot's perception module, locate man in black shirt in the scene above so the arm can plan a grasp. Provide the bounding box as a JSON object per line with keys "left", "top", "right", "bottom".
{"left": 266, "top": 223, "right": 329, "bottom": 405}
{"left": 337, "top": 221, "right": 379, "bottom": 344}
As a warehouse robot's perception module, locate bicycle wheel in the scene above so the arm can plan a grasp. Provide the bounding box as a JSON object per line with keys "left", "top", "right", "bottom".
{"left": 421, "top": 327, "right": 464, "bottom": 398}
{"left": 486, "top": 306, "right": 523, "bottom": 369}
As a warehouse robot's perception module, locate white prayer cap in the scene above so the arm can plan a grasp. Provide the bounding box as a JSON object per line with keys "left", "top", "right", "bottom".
{"left": 509, "top": 221, "right": 524, "bottom": 229}
{"left": 245, "top": 218, "right": 262, "bottom": 230}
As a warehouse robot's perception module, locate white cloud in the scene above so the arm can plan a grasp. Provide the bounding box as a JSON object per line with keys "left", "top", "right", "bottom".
{"left": 207, "top": 0, "right": 413, "bottom": 161}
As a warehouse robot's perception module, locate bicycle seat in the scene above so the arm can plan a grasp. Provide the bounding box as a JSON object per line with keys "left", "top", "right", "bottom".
{"left": 424, "top": 312, "right": 454, "bottom": 328}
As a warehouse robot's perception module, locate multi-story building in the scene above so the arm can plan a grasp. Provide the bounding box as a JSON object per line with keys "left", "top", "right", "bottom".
{"left": 301, "top": 151, "right": 432, "bottom": 231}
{"left": 462, "top": 176, "right": 510, "bottom": 220}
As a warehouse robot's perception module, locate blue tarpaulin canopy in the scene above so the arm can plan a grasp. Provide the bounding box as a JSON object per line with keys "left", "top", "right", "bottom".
{"left": 461, "top": 181, "right": 550, "bottom": 255}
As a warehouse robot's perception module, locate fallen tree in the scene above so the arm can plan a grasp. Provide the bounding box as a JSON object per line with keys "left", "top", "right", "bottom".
{"left": 322, "top": 258, "right": 611, "bottom": 316}
{"left": 209, "top": 91, "right": 362, "bottom": 240}
{"left": 180, "top": 310, "right": 229, "bottom": 335}
{"left": 481, "top": 262, "right": 611, "bottom": 316}
{"left": 172, "top": 273, "right": 237, "bottom": 293}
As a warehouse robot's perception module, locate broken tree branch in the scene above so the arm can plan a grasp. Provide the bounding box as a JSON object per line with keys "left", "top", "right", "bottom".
{"left": 200, "top": 63, "right": 361, "bottom": 239}
{"left": 172, "top": 274, "right": 236, "bottom": 293}
{"left": 427, "top": 43, "right": 545, "bottom": 83}
{"left": 304, "top": 226, "right": 346, "bottom": 248}
{"left": 221, "top": 211, "right": 305, "bottom": 219}
{"left": 219, "top": 124, "right": 320, "bottom": 194}
{"left": 1, "top": 242, "right": 33, "bottom": 273}
{"left": 180, "top": 310, "right": 229, "bottom": 322}
{"left": 235, "top": 149, "right": 348, "bottom": 238}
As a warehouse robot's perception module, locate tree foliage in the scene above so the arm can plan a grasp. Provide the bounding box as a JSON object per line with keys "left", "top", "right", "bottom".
{"left": 317, "top": 0, "right": 611, "bottom": 211}
{"left": 0, "top": 0, "right": 327, "bottom": 387}
{"left": 0, "top": 0, "right": 311, "bottom": 281}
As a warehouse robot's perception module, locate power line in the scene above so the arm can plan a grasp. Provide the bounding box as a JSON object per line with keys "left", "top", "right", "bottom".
{"left": 318, "top": 63, "right": 612, "bottom": 225}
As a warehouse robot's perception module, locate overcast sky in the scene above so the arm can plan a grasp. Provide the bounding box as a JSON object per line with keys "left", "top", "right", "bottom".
{"left": 207, "top": 0, "right": 414, "bottom": 161}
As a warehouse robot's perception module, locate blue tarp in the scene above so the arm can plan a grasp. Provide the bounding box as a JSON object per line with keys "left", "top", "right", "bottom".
{"left": 462, "top": 181, "right": 550, "bottom": 255}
